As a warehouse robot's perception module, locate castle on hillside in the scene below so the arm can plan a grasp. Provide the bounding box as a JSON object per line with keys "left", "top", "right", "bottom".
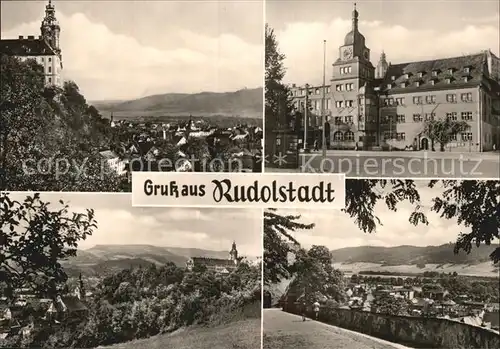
{"left": 283, "top": 3, "right": 500, "bottom": 153}
{"left": 0, "top": 0, "right": 63, "bottom": 87}
{"left": 186, "top": 241, "right": 240, "bottom": 274}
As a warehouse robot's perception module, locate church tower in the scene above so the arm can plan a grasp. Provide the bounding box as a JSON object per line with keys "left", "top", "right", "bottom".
{"left": 40, "top": 0, "right": 61, "bottom": 54}
{"left": 376, "top": 51, "right": 389, "bottom": 79}
{"left": 229, "top": 241, "right": 238, "bottom": 264}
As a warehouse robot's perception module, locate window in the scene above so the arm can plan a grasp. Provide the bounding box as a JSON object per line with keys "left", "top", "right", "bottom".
{"left": 417, "top": 72, "right": 424, "bottom": 78}
{"left": 334, "top": 131, "right": 343, "bottom": 141}
{"left": 358, "top": 115, "right": 364, "bottom": 122}
{"left": 48, "top": 66, "right": 52, "bottom": 73}
{"left": 425, "top": 113, "right": 435, "bottom": 121}
{"left": 446, "top": 94, "right": 457, "bottom": 103}
{"left": 315, "top": 100, "right": 320, "bottom": 110}
{"left": 391, "top": 76, "right": 396, "bottom": 81}
{"left": 464, "top": 67, "right": 470, "bottom": 74}
{"left": 425, "top": 95, "right": 436, "bottom": 104}
{"left": 340, "top": 66, "right": 352, "bottom": 74}
{"left": 315, "top": 88, "right": 320, "bottom": 95}
{"left": 387, "top": 83, "right": 392, "bottom": 89}
{"left": 446, "top": 112, "right": 458, "bottom": 121}
{"left": 396, "top": 114, "right": 405, "bottom": 123}
{"left": 48, "top": 77, "right": 52, "bottom": 83}
{"left": 345, "top": 131, "right": 355, "bottom": 141}
{"left": 461, "top": 111, "right": 473, "bottom": 121}
{"left": 334, "top": 116, "right": 342, "bottom": 124}
{"left": 336, "top": 84, "right": 343, "bottom": 92}
{"left": 345, "top": 115, "right": 353, "bottom": 123}
{"left": 413, "top": 114, "right": 423, "bottom": 122}
{"left": 326, "top": 87, "right": 330, "bottom": 93}
{"left": 346, "top": 83, "right": 354, "bottom": 91}
{"left": 404, "top": 73, "right": 411, "bottom": 79}
{"left": 461, "top": 132, "right": 472, "bottom": 141}
{"left": 326, "top": 99, "right": 331, "bottom": 110}
{"left": 383, "top": 98, "right": 389, "bottom": 107}
{"left": 450, "top": 133, "right": 457, "bottom": 141}
{"left": 461, "top": 93, "right": 472, "bottom": 102}
{"left": 415, "top": 81, "right": 422, "bottom": 87}
{"left": 397, "top": 132, "right": 406, "bottom": 141}
{"left": 335, "top": 101, "right": 343, "bottom": 108}
{"left": 448, "top": 68, "right": 455, "bottom": 75}
{"left": 395, "top": 97, "right": 405, "bottom": 105}
{"left": 346, "top": 100, "right": 354, "bottom": 107}
{"left": 413, "top": 96, "right": 422, "bottom": 104}
{"left": 48, "top": 57, "right": 52, "bottom": 62}
{"left": 445, "top": 78, "right": 452, "bottom": 84}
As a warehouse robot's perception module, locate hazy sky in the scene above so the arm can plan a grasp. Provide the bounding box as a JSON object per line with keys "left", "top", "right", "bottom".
{"left": 6, "top": 192, "right": 262, "bottom": 257}
{"left": 275, "top": 180, "right": 499, "bottom": 250}
{"left": 1, "top": 0, "right": 264, "bottom": 101}
{"left": 267, "top": 0, "right": 500, "bottom": 86}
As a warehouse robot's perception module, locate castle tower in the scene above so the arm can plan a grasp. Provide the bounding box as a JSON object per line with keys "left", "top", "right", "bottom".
{"left": 229, "top": 241, "right": 238, "bottom": 264}
{"left": 40, "top": 0, "right": 61, "bottom": 54}
{"left": 376, "top": 51, "right": 389, "bottom": 79}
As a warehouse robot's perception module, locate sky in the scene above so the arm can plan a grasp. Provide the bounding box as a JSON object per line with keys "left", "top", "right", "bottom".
{"left": 267, "top": 0, "right": 500, "bottom": 86}
{"left": 275, "top": 180, "right": 499, "bottom": 250}
{"left": 5, "top": 192, "right": 262, "bottom": 257}
{"left": 0, "top": 0, "right": 264, "bottom": 101}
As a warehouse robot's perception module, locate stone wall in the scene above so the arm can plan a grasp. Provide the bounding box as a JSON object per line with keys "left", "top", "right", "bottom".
{"left": 283, "top": 302, "right": 500, "bottom": 349}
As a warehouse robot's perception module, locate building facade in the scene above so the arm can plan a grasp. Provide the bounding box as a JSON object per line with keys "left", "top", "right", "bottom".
{"left": 290, "top": 4, "right": 500, "bottom": 152}
{"left": 0, "top": 0, "right": 63, "bottom": 87}
{"left": 186, "top": 241, "right": 240, "bottom": 274}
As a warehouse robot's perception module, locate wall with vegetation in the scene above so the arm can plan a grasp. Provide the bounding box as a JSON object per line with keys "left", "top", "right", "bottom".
{"left": 283, "top": 302, "right": 500, "bottom": 349}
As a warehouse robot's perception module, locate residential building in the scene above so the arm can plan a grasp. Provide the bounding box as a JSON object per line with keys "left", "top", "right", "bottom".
{"left": 289, "top": 4, "right": 500, "bottom": 152}
{"left": 0, "top": 1, "right": 63, "bottom": 87}
{"left": 99, "top": 150, "right": 126, "bottom": 176}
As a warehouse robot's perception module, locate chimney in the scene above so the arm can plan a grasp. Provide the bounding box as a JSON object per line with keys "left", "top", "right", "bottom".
{"left": 18, "top": 36, "right": 23, "bottom": 40}
{"left": 27, "top": 35, "right": 35, "bottom": 40}
{"left": 38, "top": 35, "right": 42, "bottom": 40}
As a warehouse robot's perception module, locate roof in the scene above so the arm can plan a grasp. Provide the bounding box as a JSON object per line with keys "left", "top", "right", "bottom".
{"left": 191, "top": 257, "right": 235, "bottom": 267}
{"left": 0, "top": 37, "right": 57, "bottom": 56}
{"left": 380, "top": 53, "right": 488, "bottom": 94}
{"left": 99, "top": 150, "right": 118, "bottom": 159}
{"left": 60, "top": 296, "right": 87, "bottom": 312}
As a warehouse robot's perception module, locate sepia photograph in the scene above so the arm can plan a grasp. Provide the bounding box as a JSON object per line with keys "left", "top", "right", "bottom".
{"left": 0, "top": 192, "right": 262, "bottom": 348}
{"left": 265, "top": 0, "right": 500, "bottom": 178}
{"left": 263, "top": 179, "right": 500, "bottom": 348}
{"left": 0, "top": 0, "right": 264, "bottom": 192}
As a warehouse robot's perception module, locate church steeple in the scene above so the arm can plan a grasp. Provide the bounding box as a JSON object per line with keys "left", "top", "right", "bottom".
{"left": 376, "top": 50, "right": 389, "bottom": 78}
{"left": 229, "top": 241, "right": 238, "bottom": 263}
{"left": 40, "top": 0, "right": 60, "bottom": 53}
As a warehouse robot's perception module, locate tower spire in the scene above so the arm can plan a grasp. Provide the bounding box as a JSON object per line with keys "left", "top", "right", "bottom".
{"left": 352, "top": 3, "right": 359, "bottom": 32}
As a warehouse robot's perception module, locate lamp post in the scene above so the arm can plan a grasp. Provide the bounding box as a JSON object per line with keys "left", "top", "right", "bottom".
{"left": 304, "top": 83, "right": 309, "bottom": 150}
{"left": 322, "top": 40, "right": 327, "bottom": 158}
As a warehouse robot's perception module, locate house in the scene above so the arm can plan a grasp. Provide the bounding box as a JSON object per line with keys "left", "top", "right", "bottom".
{"left": 99, "top": 150, "right": 126, "bottom": 176}
{"left": 47, "top": 295, "right": 88, "bottom": 323}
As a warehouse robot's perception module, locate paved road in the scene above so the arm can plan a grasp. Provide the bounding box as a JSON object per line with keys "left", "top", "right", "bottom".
{"left": 263, "top": 309, "right": 412, "bottom": 349}
{"left": 266, "top": 151, "right": 500, "bottom": 178}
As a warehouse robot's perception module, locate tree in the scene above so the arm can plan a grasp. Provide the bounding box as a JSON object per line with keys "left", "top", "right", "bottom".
{"left": 423, "top": 119, "right": 469, "bottom": 151}
{"left": 372, "top": 293, "right": 409, "bottom": 316}
{"left": 265, "top": 24, "right": 294, "bottom": 132}
{"left": 0, "top": 193, "right": 97, "bottom": 300}
{"left": 263, "top": 209, "right": 314, "bottom": 285}
{"left": 292, "top": 245, "right": 346, "bottom": 304}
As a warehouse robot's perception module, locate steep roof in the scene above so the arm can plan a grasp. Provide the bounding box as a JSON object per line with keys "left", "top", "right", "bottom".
{"left": 191, "top": 257, "right": 235, "bottom": 267}
{"left": 99, "top": 150, "right": 118, "bottom": 160}
{"left": 380, "top": 53, "right": 488, "bottom": 94}
{"left": 60, "top": 296, "right": 87, "bottom": 312}
{"left": 0, "top": 37, "right": 57, "bottom": 56}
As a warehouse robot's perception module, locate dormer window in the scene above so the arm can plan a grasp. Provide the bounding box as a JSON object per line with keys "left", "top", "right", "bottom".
{"left": 464, "top": 76, "right": 472, "bottom": 82}
{"left": 430, "top": 79, "right": 435, "bottom": 85}
{"left": 391, "top": 76, "right": 396, "bottom": 81}
{"left": 415, "top": 80, "right": 422, "bottom": 87}
{"left": 431, "top": 69, "right": 440, "bottom": 77}
{"left": 417, "top": 71, "right": 425, "bottom": 78}
{"left": 464, "top": 67, "right": 470, "bottom": 74}
{"left": 403, "top": 72, "right": 412, "bottom": 80}
{"left": 448, "top": 68, "right": 456, "bottom": 75}
{"left": 445, "top": 77, "right": 453, "bottom": 84}
{"left": 387, "top": 83, "right": 392, "bottom": 89}
{"left": 400, "top": 82, "right": 407, "bottom": 88}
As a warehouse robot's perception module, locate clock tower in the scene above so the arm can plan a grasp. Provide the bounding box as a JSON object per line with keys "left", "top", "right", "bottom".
{"left": 328, "top": 3, "right": 376, "bottom": 149}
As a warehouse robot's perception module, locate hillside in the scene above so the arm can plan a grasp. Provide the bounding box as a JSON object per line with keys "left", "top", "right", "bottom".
{"left": 62, "top": 244, "right": 236, "bottom": 277}
{"left": 330, "top": 243, "right": 498, "bottom": 266}
{"left": 93, "top": 88, "right": 262, "bottom": 118}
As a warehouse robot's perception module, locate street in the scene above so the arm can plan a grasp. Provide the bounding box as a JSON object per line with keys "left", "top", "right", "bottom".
{"left": 266, "top": 151, "right": 500, "bottom": 178}
{"left": 263, "top": 309, "right": 411, "bottom": 349}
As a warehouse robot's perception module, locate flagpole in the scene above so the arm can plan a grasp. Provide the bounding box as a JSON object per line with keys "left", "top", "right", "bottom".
{"left": 322, "top": 40, "right": 327, "bottom": 158}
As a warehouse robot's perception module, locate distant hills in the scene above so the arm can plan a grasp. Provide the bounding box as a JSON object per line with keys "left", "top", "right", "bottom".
{"left": 62, "top": 244, "right": 236, "bottom": 277}
{"left": 330, "top": 243, "right": 499, "bottom": 266}
{"left": 91, "top": 88, "right": 263, "bottom": 118}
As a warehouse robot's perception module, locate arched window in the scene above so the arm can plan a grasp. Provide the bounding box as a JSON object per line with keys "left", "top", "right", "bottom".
{"left": 333, "top": 131, "right": 343, "bottom": 141}
{"left": 345, "top": 131, "right": 355, "bottom": 141}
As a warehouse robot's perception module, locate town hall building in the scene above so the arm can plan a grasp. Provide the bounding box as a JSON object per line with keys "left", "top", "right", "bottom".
{"left": 0, "top": 0, "right": 63, "bottom": 87}
{"left": 289, "top": 4, "right": 500, "bottom": 152}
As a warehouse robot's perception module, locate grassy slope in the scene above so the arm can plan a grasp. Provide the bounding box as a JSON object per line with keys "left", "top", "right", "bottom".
{"left": 102, "top": 318, "right": 260, "bottom": 349}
